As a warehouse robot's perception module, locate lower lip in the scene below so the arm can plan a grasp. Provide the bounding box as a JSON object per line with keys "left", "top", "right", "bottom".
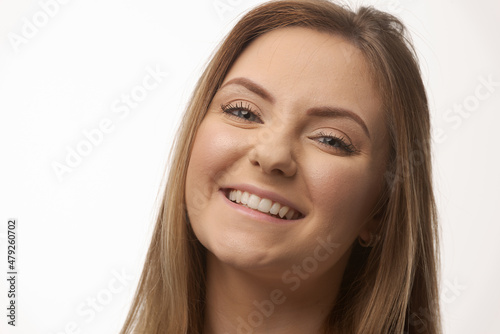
{"left": 219, "top": 190, "right": 301, "bottom": 224}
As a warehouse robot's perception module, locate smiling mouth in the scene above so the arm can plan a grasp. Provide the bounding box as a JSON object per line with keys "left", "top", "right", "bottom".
{"left": 222, "top": 188, "right": 304, "bottom": 220}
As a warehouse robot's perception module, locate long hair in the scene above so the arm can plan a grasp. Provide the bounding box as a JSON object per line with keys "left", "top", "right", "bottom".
{"left": 120, "top": 1, "right": 441, "bottom": 333}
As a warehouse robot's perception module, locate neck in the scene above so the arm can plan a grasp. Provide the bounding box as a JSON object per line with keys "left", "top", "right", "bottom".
{"left": 203, "top": 252, "right": 349, "bottom": 334}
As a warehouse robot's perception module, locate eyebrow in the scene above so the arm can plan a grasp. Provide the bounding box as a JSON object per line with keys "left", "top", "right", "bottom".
{"left": 220, "top": 77, "right": 370, "bottom": 139}
{"left": 220, "top": 77, "right": 275, "bottom": 103}
{"left": 306, "top": 107, "right": 371, "bottom": 139}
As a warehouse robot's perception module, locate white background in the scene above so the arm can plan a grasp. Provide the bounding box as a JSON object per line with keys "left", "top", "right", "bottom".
{"left": 0, "top": 0, "right": 499, "bottom": 333}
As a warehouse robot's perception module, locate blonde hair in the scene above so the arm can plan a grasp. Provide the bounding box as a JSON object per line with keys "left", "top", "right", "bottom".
{"left": 120, "top": 1, "right": 441, "bottom": 333}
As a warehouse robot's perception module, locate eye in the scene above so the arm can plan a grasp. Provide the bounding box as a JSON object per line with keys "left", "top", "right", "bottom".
{"left": 315, "top": 131, "right": 357, "bottom": 155}
{"left": 221, "top": 102, "right": 263, "bottom": 123}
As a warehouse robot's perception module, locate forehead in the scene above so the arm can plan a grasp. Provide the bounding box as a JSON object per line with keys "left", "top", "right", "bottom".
{"left": 226, "top": 26, "right": 378, "bottom": 102}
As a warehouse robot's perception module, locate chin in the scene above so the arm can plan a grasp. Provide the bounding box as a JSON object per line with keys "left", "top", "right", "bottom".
{"left": 204, "top": 234, "right": 294, "bottom": 274}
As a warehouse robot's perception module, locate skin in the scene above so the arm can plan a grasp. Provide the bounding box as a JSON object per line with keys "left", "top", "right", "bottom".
{"left": 185, "top": 27, "right": 389, "bottom": 334}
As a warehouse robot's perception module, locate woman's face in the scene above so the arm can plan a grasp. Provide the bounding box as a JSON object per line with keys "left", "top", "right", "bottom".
{"left": 185, "top": 27, "right": 389, "bottom": 278}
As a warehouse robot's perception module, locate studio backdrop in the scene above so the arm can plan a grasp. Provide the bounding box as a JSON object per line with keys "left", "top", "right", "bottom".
{"left": 0, "top": 0, "right": 499, "bottom": 333}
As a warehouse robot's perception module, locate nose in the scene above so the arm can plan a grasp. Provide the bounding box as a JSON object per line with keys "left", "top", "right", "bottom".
{"left": 248, "top": 128, "right": 297, "bottom": 177}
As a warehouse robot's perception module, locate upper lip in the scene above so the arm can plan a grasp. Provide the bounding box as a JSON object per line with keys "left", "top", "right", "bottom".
{"left": 221, "top": 183, "right": 306, "bottom": 217}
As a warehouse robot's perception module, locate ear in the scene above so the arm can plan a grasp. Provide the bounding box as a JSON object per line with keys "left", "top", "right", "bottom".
{"left": 358, "top": 209, "right": 383, "bottom": 245}
{"left": 359, "top": 184, "right": 389, "bottom": 244}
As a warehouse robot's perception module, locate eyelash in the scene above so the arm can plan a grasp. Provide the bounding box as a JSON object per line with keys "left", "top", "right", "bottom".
{"left": 220, "top": 102, "right": 357, "bottom": 155}
{"left": 315, "top": 131, "right": 357, "bottom": 155}
{"left": 220, "top": 102, "right": 263, "bottom": 123}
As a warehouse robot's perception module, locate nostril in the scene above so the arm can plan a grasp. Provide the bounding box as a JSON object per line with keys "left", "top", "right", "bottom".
{"left": 247, "top": 145, "right": 297, "bottom": 177}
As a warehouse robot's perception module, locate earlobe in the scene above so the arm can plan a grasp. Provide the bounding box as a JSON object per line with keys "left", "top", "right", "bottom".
{"left": 358, "top": 231, "right": 381, "bottom": 248}
{"left": 358, "top": 210, "right": 383, "bottom": 247}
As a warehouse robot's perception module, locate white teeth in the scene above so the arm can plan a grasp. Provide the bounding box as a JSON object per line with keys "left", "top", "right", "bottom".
{"left": 226, "top": 189, "right": 301, "bottom": 220}
{"left": 241, "top": 191, "right": 249, "bottom": 205}
{"left": 235, "top": 190, "right": 242, "bottom": 203}
{"left": 278, "top": 206, "right": 290, "bottom": 219}
{"left": 257, "top": 198, "right": 273, "bottom": 213}
{"left": 269, "top": 202, "right": 281, "bottom": 215}
{"left": 247, "top": 194, "right": 261, "bottom": 209}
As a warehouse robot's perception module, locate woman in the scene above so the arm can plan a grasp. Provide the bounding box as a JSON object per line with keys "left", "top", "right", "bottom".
{"left": 120, "top": 0, "right": 441, "bottom": 333}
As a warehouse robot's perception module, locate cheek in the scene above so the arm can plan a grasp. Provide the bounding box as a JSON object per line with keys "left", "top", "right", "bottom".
{"left": 306, "top": 157, "right": 381, "bottom": 225}
{"left": 185, "top": 120, "right": 245, "bottom": 211}
{"left": 190, "top": 121, "right": 236, "bottom": 172}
